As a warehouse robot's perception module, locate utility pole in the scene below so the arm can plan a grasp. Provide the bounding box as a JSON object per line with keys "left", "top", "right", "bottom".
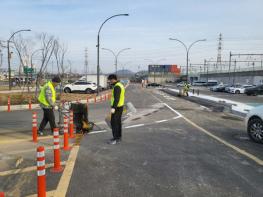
{"left": 85, "top": 48, "right": 88, "bottom": 81}
{"left": 216, "top": 33, "right": 223, "bottom": 68}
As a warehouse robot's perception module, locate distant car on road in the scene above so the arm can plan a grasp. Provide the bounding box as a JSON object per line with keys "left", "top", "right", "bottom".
{"left": 192, "top": 81, "right": 206, "bottom": 86}
{"left": 245, "top": 105, "right": 263, "bottom": 143}
{"left": 64, "top": 81, "right": 97, "bottom": 93}
{"left": 146, "top": 83, "right": 162, "bottom": 88}
{"left": 245, "top": 84, "right": 263, "bottom": 96}
{"left": 210, "top": 84, "right": 228, "bottom": 92}
{"left": 176, "top": 81, "right": 186, "bottom": 87}
{"left": 225, "top": 84, "right": 240, "bottom": 93}
{"left": 204, "top": 80, "right": 218, "bottom": 87}
{"left": 229, "top": 84, "right": 253, "bottom": 94}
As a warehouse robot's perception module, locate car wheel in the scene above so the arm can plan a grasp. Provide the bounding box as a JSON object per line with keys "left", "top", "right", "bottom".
{"left": 247, "top": 117, "right": 263, "bottom": 144}
{"left": 64, "top": 88, "right": 71, "bottom": 93}
{"left": 235, "top": 90, "right": 240, "bottom": 94}
{"left": 85, "top": 88, "right": 92, "bottom": 94}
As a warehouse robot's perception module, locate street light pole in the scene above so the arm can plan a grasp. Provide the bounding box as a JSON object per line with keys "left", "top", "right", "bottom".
{"left": 102, "top": 47, "right": 131, "bottom": 74}
{"left": 7, "top": 29, "right": 31, "bottom": 90}
{"left": 96, "top": 14, "right": 129, "bottom": 95}
{"left": 169, "top": 38, "right": 206, "bottom": 83}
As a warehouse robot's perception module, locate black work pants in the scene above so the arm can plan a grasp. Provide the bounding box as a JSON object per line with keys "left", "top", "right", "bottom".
{"left": 39, "top": 108, "right": 56, "bottom": 132}
{"left": 111, "top": 107, "right": 123, "bottom": 140}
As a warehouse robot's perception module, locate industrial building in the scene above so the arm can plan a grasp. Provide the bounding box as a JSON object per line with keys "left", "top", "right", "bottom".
{"left": 148, "top": 65, "right": 181, "bottom": 83}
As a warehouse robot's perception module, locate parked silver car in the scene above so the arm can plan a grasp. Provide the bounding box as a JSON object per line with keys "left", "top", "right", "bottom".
{"left": 245, "top": 105, "right": 263, "bottom": 143}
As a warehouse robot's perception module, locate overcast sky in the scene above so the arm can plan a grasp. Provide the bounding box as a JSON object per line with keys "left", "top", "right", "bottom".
{"left": 1, "top": 0, "right": 263, "bottom": 74}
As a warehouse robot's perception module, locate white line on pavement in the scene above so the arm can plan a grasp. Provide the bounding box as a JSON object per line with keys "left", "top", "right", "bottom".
{"left": 155, "top": 119, "right": 168, "bottom": 123}
{"left": 89, "top": 130, "right": 108, "bottom": 135}
{"left": 125, "top": 124, "right": 145, "bottom": 129}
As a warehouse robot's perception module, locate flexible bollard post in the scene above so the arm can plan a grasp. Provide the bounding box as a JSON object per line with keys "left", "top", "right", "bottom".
{"left": 94, "top": 95, "right": 96, "bottom": 103}
{"left": 192, "top": 89, "right": 195, "bottom": 94}
{"left": 37, "top": 146, "right": 46, "bottom": 197}
{"left": 29, "top": 98, "right": 32, "bottom": 110}
{"left": 197, "top": 89, "right": 200, "bottom": 95}
{"left": 51, "top": 128, "right": 63, "bottom": 173}
{"left": 7, "top": 96, "right": 10, "bottom": 112}
{"left": 63, "top": 116, "right": 71, "bottom": 151}
{"left": 32, "top": 112, "right": 38, "bottom": 143}
{"left": 104, "top": 94, "right": 106, "bottom": 101}
{"left": 0, "top": 192, "right": 4, "bottom": 197}
{"left": 69, "top": 110, "right": 75, "bottom": 138}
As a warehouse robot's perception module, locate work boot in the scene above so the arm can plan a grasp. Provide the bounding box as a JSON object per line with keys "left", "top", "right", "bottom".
{"left": 38, "top": 131, "right": 44, "bottom": 136}
{"left": 108, "top": 138, "right": 117, "bottom": 145}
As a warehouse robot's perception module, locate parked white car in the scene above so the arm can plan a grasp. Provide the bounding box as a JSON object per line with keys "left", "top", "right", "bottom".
{"left": 245, "top": 105, "right": 263, "bottom": 143}
{"left": 229, "top": 85, "right": 253, "bottom": 94}
{"left": 64, "top": 81, "right": 97, "bottom": 94}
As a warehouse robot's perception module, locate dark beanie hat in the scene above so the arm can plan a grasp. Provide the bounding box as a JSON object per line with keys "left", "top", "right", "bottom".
{"left": 108, "top": 74, "right": 117, "bottom": 80}
{"left": 52, "top": 75, "right": 61, "bottom": 83}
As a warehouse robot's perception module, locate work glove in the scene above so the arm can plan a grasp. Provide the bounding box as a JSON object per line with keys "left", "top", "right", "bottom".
{"left": 111, "top": 108, "right": 115, "bottom": 114}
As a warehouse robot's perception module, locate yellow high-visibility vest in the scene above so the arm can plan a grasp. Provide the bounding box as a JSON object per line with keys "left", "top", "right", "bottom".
{"left": 38, "top": 81, "right": 56, "bottom": 107}
{"left": 111, "top": 82, "right": 125, "bottom": 107}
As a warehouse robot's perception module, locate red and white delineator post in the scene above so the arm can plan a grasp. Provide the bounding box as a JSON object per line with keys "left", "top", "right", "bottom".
{"left": 63, "top": 116, "right": 71, "bottom": 151}
{"left": 32, "top": 112, "right": 38, "bottom": 143}
{"left": 37, "top": 146, "right": 46, "bottom": 197}
{"left": 51, "top": 128, "right": 63, "bottom": 173}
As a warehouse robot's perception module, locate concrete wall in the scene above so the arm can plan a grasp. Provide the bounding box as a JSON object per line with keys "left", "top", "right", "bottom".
{"left": 199, "top": 70, "right": 263, "bottom": 85}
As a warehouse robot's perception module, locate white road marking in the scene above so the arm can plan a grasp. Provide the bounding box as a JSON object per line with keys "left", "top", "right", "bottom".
{"left": 173, "top": 116, "right": 182, "bottom": 120}
{"left": 155, "top": 119, "right": 168, "bottom": 123}
{"left": 89, "top": 130, "right": 108, "bottom": 135}
{"left": 125, "top": 124, "right": 145, "bottom": 129}
{"left": 163, "top": 103, "right": 183, "bottom": 117}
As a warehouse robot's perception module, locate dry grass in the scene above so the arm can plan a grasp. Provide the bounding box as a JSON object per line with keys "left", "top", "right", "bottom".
{"left": 0, "top": 90, "right": 111, "bottom": 106}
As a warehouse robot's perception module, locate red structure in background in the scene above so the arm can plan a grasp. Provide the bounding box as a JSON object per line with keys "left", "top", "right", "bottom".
{"left": 170, "top": 65, "right": 181, "bottom": 75}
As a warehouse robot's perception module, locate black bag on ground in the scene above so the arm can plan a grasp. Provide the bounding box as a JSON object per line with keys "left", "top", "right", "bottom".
{"left": 70, "top": 103, "right": 92, "bottom": 133}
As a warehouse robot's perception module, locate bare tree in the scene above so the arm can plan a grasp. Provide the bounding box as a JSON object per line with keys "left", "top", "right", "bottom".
{"left": 53, "top": 39, "right": 67, "bottom": 81}
{"left": 35, "top": 33, "right": 56, "bottom": 97}
{"left": 12, "top": 34, "right": 34, "bottom": 91}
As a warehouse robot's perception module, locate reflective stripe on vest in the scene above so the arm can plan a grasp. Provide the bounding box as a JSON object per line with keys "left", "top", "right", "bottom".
{"left": 38, "top": 81, "right": 56, "bottom": 107}
{"left": 111, "top": 82, "right": 125, "bottom": 107}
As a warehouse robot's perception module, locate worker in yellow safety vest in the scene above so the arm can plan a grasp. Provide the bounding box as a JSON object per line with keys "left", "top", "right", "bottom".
{"left": 108, "top": 74, "right": 125, "bottom": 145}
{"left": 183, "top": 82, "right": 190, "bottom": 96}
{"left": 38, "top": 75, "right": 61, "bottom": 136}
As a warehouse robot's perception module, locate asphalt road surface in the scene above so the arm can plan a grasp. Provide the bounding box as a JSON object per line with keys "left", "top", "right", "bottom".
{"left": 67, "top": 84, "right": 263, "bottom": 197}
{"left": 0, "top": 84, "right": 262, "bottom": 196}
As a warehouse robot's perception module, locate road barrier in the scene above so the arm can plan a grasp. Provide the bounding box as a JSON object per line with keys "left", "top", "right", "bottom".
{"left": 63, "top": 116, "right": 71, "bottom": 151}
{"left": 32, "top": 112, "right": 38, "bottom": 143}
{"left": 37, "top": 146, "right": 46, "bottom": 197}
{"left": 7, "top": 96, "right": 10, "bottom": 112}
{"left": 51, "top": 128, "right": 63, "bottom": 173}
{"left": 29, "top": 98, "right": 32, "bottom": 110}
{"left": 69, "top": 110, "right": 75, "bottom": 138}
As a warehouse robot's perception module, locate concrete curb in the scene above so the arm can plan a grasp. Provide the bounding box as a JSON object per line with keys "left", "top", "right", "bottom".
{"left": 162, "top": 88, "right": 248, "bottom": 118}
